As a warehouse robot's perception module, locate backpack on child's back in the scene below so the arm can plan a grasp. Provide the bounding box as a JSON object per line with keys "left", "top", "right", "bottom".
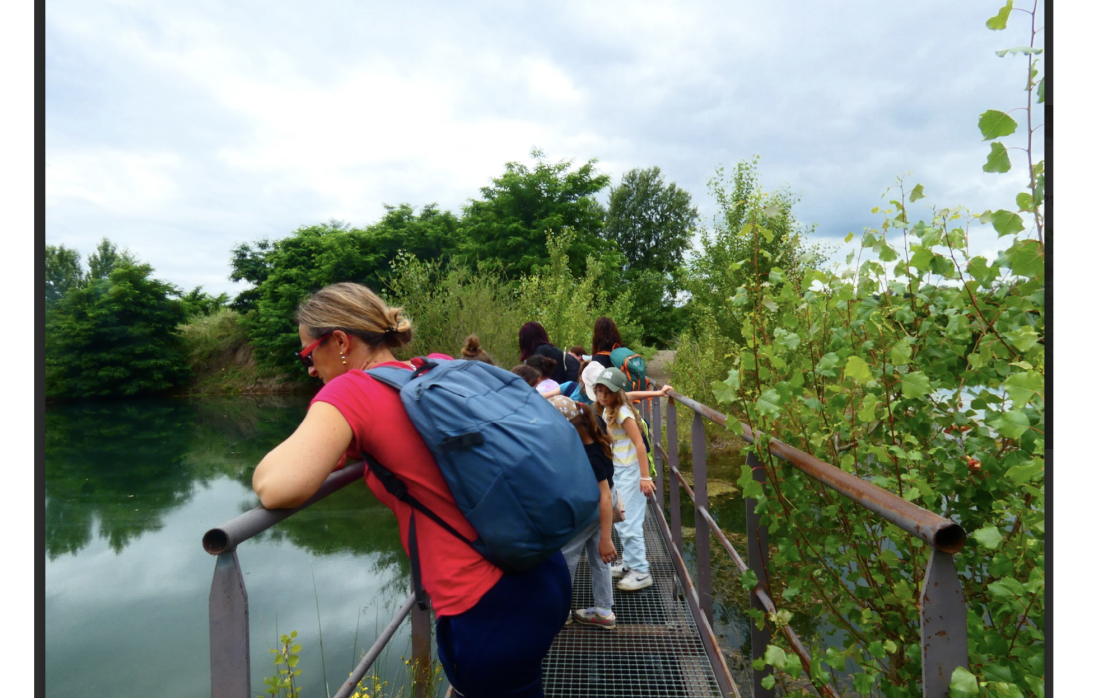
{"left": 608, "top": 346, "right": 649, "bottom": 393}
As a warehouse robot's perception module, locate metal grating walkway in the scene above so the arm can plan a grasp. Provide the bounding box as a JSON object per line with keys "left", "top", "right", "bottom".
{"left": 542, "top": 506, "right": 724, "bottom": 698}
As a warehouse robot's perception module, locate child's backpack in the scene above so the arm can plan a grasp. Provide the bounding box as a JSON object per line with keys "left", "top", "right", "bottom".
{"left": 559, "top": 380, "right": 593, "bottom": 405}
{"left": 362, "top": 358, "right": 601, "bottom": 581}
{"left": 609, "top": 346, "right": 649, "bottom": 393}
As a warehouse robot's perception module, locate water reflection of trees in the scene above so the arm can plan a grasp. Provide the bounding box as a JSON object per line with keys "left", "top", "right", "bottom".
{"left": 45, "top": 400, "right": 198, "bottom": 558}
{"left": 45, "top": 396, "right": 411, "bottom": 577}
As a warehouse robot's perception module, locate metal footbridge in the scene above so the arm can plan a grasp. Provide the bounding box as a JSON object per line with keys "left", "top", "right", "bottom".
{"left": 202, "top": 385, "right": 969, "bottom": 698}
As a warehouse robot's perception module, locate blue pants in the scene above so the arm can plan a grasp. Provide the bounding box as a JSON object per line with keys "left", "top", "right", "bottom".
{"left": 436, "top": 552, "right": 571, "bottom": 697}
{"left": 613, "top": 465, "right": 649, "bottom": 574}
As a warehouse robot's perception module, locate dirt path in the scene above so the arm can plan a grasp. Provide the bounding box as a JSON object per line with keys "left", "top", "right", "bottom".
{"left": 645, "top": 349, "right": 676, "bottom": 385}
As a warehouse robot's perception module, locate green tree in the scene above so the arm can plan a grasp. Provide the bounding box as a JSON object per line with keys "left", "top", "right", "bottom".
{"left": 87, "top": 237, "right": 137, "bottom": 281}
{"left": 45, "top": 244, "right": 84, "bottom": 308}
{"left": 46, "top": 262, "right": 190, "bottom": 398}
{"left": 604, "top": 166, "right": 698, "bottom": 346}
{"left": 682, "top": 157, "right": 819, "bottom": 346}
{"left": 605, "top": 166, "right": 698, "bottom": 274}
{"left": 456, "top": 149, "right": 617, "bottom": 279}
{"left": 175, "top": 286, "right": 230, "bottom": 318}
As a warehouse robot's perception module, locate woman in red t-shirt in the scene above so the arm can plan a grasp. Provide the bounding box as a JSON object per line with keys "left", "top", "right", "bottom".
{"left": 252, "top": 282, "right": 571, "bottom": 698}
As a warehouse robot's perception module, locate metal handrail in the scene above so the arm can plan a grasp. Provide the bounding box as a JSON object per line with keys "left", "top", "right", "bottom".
{"left": 640, "top": 381, "right": 969, "bottom": 698}
{"left": 663, "top": 390, "right": 965, "bottom": 554}
{"left": 202, "top": 462, "right": 432, "bottom": 698}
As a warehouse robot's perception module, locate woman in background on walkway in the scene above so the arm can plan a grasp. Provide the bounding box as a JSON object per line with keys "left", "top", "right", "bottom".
{"left": 519, "top": 321, "right": 578, "bottom": 384}
{"left": 252, "top": 283, "right": 569, "bottom": 698}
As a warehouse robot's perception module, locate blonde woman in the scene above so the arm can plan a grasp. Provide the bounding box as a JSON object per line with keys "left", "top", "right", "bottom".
{"left": 252, "top": 283, "right": 570, "bottom": 698}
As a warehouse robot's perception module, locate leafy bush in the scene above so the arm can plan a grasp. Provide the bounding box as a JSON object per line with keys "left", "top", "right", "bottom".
{"left": 179, "top": 307, "right": 248, "bottom": 371}
{"left": 46, "top": 263, "right": 190, "bottom": 399}
{"left": 382, "top": 231, "right": 637, "bottom": 367}
{"left": 696, "top": 6, "right": 1045, "bottom": 697}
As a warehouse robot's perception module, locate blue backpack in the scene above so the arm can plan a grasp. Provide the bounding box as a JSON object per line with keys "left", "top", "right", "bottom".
{"left": 559, "top": 380, "right": 593, "bottom": 405}
{"left": 363, "top": 358, "right": 601, "bottom": 584}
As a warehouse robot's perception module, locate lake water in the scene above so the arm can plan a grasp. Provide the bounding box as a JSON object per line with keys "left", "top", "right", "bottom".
{"left": 44, "top": 396, "right": 433, "bottom": 698}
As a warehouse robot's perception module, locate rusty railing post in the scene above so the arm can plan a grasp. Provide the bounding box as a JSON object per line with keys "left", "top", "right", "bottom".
{"left": 921, "top": 548, "right": 968, "bottom": 698}
{"left": 745, "top": 451, "right": 773, "bottom": 698}
{"left": 209, "top": 549, "right": 250, "bottom": 698}
{"left": 652, "top": 395, "right": 663, "bottom": 510}
{"left": 410, "top": 589, "right": 432, "bottom": 695}
{"left": 668, "top": 399, "right": 682, "bottom": 553}
{"left": 692, "top": 412, "right": 713, "bottom": 625}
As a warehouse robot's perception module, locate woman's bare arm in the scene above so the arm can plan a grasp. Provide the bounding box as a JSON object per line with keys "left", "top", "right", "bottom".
{"left": 252, "top": 401, "right": 354, "bottom": 509}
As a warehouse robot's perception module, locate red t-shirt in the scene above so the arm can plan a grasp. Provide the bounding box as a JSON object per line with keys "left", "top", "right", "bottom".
{"left": 310, "top": 363, "right": 503, "bottom": 617}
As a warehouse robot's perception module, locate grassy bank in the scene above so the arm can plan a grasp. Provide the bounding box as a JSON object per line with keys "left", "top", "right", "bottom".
{"left": 178, "top": 309, "right": 310, "bottom": 396}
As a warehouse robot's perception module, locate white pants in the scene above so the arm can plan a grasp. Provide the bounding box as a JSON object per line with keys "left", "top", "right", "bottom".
{"left": 612, "top": 465, "right": 649, "bottom": 575}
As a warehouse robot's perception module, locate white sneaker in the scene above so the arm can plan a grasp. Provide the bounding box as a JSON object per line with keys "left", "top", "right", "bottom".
{"left": 610, "top": 561, "right": 627, "bottom": 579}
{"left": 617, "top": 569, "right": 652, "bottom": 591}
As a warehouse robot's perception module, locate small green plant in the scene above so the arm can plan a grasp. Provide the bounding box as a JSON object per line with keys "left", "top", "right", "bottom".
{"left": 263, "top": 630, "right": 303, "bottom": 698}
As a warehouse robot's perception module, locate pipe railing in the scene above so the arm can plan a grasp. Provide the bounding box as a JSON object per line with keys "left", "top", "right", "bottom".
{"left": 202, "top": 462, "right": 433, "bottom": 698}
{"left": 638, "top": 382, "right": 968, "bottom": 698}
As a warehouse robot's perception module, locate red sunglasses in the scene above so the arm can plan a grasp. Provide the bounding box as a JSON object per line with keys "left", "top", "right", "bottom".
{"left": 295, "top": 334, "right": 331, "bottom": 368}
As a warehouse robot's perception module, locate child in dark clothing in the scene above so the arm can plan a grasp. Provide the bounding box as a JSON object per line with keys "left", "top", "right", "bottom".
{"left": 548, "top": 396, "right": 619, "bottom": 629}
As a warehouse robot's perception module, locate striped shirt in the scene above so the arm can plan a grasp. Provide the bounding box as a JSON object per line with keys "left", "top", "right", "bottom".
{"left": 607, "top": 404, "right": 640, "bottom": 468}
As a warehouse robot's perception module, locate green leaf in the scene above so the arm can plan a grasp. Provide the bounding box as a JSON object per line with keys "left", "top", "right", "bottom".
{"left": 769, "top": 268, "right": 785, "bottom": 285}
{"left": 845, "top": 355, "right": 873, "bottom": 384}
{"left": 882, "top": 639, "right": 897, "bottom": 654}
{"left": 853, "top": 672, "right": 875, "bottom": 695}
{"left": 1007, "top": 240, "right": 1043, "bottom": 278}
{"left": 990, "top": 209, "right": 1025, "bottom": 237}
{"left": 857, "top": 395, "right": 878, "bottom": 423}
{"left": 1004, "top": 370, "right": 1043, "bottom": 408}
{"left": 992, "top": 409, "right": 1030, "bottom": 438}
{"left": 1007, "top": 324, "right": 1040, "bottom": 352}
{"left": 909, "top": 184, "right": 925, "bottom": 202}
{"left": 740, "top": 569, "right": 759, "bottom": 589}
{"left": 1016, "top": 192, "right": 1034, "bottom": 211}
{"left": 1037, "top": 76, "right": 1045, "bottom": 103}
{"left": 816, "top": 353, "right": 840, "bottom": 377}
{"left": 978, "top": 110, "right": 1018, "bottom": 140}
{"left": 761, "top": 675, "right": 776, "bottom": 690}
{"left": 868, "top": 641, "right": 886, "bottom": 659}
{"left": 950, "top": 667, "right": 980, "bottom": 696}
{"left": 890, "top": 338, "right": 912, "bottom": 365}
{"left": 996, "top": 46, "right": 1044, "bottom": 57}
{"left": 900, "top": 371, "right": 931, "bottom": 399}
{"left": 917, "top": 221, "right": 942, "bottom": 248}
{"left": 986, "top": 0, "right": 1013, "bottom": 29}
{"left": 1005, "top": 459, "right": 1043, "bottom": 484}
{"left": 756, "top": 389, "right": 782, "bottom": 417}
{"left": 909, "top": 246, "right": 933, "bottom": 272}
{"left": 759, "top": 226, "right": 775, "bottom": 243}
{"left": 773, "top": 327, "right": 800, "bottom": 351}
{"left": 824, "top": 647, "right": 847, "bottom": 671}
{"left": 929, "top": 254, "right": 957, "bottom": 278}
{"left": 712, "top": 377, "right": 738, "bottom": 405}
{"left": 764, "top": 645, "right": 788, "bottom": 668}
{"left": 973, "top": 526, "right": 1003, "bottom": 549}
{"left": 983, "top": 142, "right": 1012, "bottom": 173}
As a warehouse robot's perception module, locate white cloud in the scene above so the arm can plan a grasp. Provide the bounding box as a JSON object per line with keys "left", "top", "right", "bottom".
{"left": 45, "top": 0, "right": 1044, "bottom": 296}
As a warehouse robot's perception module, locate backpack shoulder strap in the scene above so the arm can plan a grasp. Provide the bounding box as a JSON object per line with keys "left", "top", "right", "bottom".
{"left": 365, "top": 365, "right": 414, "bottom": 391}
{"left": 362, "top": 451, "right": 479, "bottom": 551}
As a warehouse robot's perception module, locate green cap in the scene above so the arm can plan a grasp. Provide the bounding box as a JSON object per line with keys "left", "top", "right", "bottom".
{"left": 594, "top": 367, "right": 626, "bottom": 393}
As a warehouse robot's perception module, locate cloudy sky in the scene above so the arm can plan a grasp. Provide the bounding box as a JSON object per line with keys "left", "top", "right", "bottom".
{"left": 45, "top": 0, "right": 1042, "bottom": 297}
